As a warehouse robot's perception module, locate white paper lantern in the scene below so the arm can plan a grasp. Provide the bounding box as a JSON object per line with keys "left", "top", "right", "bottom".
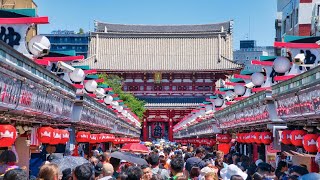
{"left": 69, "top": 68, "right": 85, "bottom": 83}
{"left": 234, "top": 85, "right": 246, "bottom": 96}
{"left": 214, "top": 98, "right": 224, "bottom": 107}
{"left": 273, "top": 57, "right": 291, "bottom": 73}
{"left": 84, "top": 80, "right": 97, "bottom": 92}
{"left": 117, "top": 106, "right": 123, "bottom": 112}
{"left": 251, "top": 72, "right": 265, "bottom": 86}
{"left": 225, "top": 90, "right": 236, "bottom": 101}
{"left": 112, "top": 101, "right": 119, "bottom": 107}
{"left": 104, "top": 95, "right": 113, "bottom": 104}
{"left": 95, "top": 88, "right": 105, "bottom": 98}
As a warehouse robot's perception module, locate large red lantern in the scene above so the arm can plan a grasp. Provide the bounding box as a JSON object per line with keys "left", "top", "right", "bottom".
{"left": 260, "top": 132, "right": 273, "bottom": 145}
{"left": 317, "top": 136, "right": 320, "bottom": 152}
{"left": 218, "top": 143, "right": 231, "bottom": 155}
{"left": 60, "top": 130, "right": 69, "bottom": 144}
{"left": 249, "top": 132, "right": 256, "bottom": 143}
{"left": 49, "top": 129, "right": 62, "bottom": 145}
{"left": 38, "top": 127, "right": 53, "bottom": 144}
{"left": 217, "top": 134, "right": 231, "bottom": 143}
{"left": 0, "top": 125, "right": 17, "bottom": 147}
{"left": 76, "top": 131, "right": 90, "bottom": 143}
{"left": 253, "top": 132, "right": 262, "bottom": 144}
{"left": 244, "top": 133, "right": 251, "bottom": 144}
{"left": 90, "top": 134, "right": 99, "bottom": 144}
{"left": 238, "top": 133, "right": 244, "bottom": 143}
{"left": 302, "top": 134, "right": 318, "bottom": 153}
{"left": 290, "top": 130, "right": 307, "bottom": 146}
{"left": 280, "top": 130, "right": 292, "bottom": 145}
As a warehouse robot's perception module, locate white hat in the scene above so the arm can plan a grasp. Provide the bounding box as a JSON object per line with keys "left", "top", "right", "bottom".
{"left": 120, "top": 160, "right": 127, "bottom": 163}
{"left": 255, "top": 159, "right": 263, "bottom": 166}
{"left": 220, "top": 164, "right": 247, "bottom": 180}
{"left": 159, "top": 152, "right": 165, "bottom": 156}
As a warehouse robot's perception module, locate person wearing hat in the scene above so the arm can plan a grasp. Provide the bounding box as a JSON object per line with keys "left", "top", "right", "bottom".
{"left": 220, "top": 164, "right": 247, "bottom": 180}
{"left": 62, "top": 168, "right": 72, "bottom": 180}
{"left": 94, "top": 162, "right": 103, "bottom": 179}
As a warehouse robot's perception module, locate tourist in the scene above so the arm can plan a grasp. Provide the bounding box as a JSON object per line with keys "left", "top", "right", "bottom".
{"left": 94, "top": 162, "right": 103, "bottom": 179}
{"left": 90, "top": 157, "right": 99, "bottom": 166}
{"left": 287, "top": 165, "right": 308, "bottom": 177}
{"left": 125, "top": 166, "right": 142, "bottom": 180}
{"left": 73, "top": 163, "right": 94, "bottom": 180}
{"left": 220, "top": 164, "right": 247, "bottom": 180}
{"left": 141, "top": 165, "right": 153, "bottom": 180}
{"left": 149, "top": 154, "right": 170, "bottom": 180}
{"left": 3, "top": 169, "right": 28, "bottom": 180}
{"left": 0, "top": 150, "right": 19, "bottom": 175}
{"left": 109, "top": 157, "right": 120, "bottom": 179}
{"left": 202, "top": 172, "right": 218, "bottom": 180}
{"left": 170, "top": 157, "right": 186, "bottom": 180}
{"left": 37, "top": 163, "right": 60, "bottom": 180}
{"left": 185, "top": 147, "right": 206, "bottom": 173}
{"left": 61, "top": 168, "right": 72, "bottom": 180}
{"left": 101, "top": 152, "right": 110, "bottom": 164}
{"left": 275, "top": 161, "right": 288, "bottom": 179}
{"left": 99, "top": 163, "right": 114, "bottom": 180}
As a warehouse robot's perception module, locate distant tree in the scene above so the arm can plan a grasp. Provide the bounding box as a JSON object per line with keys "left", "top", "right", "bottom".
{"left": 78, "top": 28, "right": 84, "bottom": 34}
{"left": 99, "top": 74, "right": 146, "bottom": 121}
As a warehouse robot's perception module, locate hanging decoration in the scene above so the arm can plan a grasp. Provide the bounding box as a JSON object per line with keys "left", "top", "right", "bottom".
{"left": 0, "top": 125, "right": 17, "bottom": 147}
{"left": 260, "top": 132, "right": 273, "bottom": 145}
{"left": 76, "top": 131, "right": 90, "bottom": 143}
{"left": 280, "top": 130, "right": 292, "bottom": 145}
{"left": 290, "top": 130, "right": 307, "bottom": 146}
{"left": 302, "top": 134, "right": 318, "bottom": 153}
{"left": 37, "top": 127, "right": 53, "bottom": 144}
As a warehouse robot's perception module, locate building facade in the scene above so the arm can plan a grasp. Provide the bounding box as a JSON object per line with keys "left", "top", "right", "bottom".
{"left": 234, "top": 40, "right": 275, "bottom": 72}
{"left": 41, "top": 30, "right": 89, "bottom": 58}
{"left": 76, "top": 21, "right": 241, "bottom": 141}
{"left": 275, "top": 0, "right": 320, "bottom": 40}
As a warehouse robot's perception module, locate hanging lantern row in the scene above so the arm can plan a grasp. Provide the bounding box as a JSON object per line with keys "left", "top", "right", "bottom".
{"left": 38, "top": 127, "right": 70, "bottom": 145}
{"left": 175, "top": 138, "right": 216, "bottom": 146}
{"left": 280, "top": 130, "right": 319, "bottom": 153}
{"left": 76, "top": 131, "right": 139, "bottom": 144}
{"left": 236, "top": 132, "right": 273, "bottom": 145}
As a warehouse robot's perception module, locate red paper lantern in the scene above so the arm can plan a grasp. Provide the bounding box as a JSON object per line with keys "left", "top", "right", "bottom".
{"left": 244, "top": 133, "right": 251, "bottom": 144}
{"left": 0, "top": 125, "right": 16, "bottom": 147}
{"left": 290, "top": 130, "right": 307, "bottom": 146}
{"left": 90, "top": 134, "right": 99, "bottom": 144}
{"left": 249, "top": 132, "right": 256, "bottom": 143}
{"left": 280, "top": 130, "right": 292, "bottom": 145}
{"left": 38, "top": 127, "right": 53, "bottom": 144}
{"left": 217, "top": 134, "right": 231, "bottom": 143}
{"left": 253, "top": 132, "right": 262, "bottom": 144}
{"left": 302, "top": 134, "right": 318, "bottom": 153}
{"left": 317, "top": 136, "right": 320, "bottom": 152}
{"left": 238, "top": 133, "right": 244, "bottom": 143}
{"left": 218, "top": 143, "right": 231, "bottom": 155}
{"left": 76, "top": 131, "right": 90, "bottom": 143}
{"left": 50, "top": 129, "right": 62, "bottom": 145}
{"left": 60, "top": 130, "right": 69, "bottom": 144}
{"left": 260, "top": 132, "right": 273, "bottom": 145}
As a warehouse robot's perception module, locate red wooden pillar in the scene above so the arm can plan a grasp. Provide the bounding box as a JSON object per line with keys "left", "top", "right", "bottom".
{"left": 143, "top": 119, "right": 148, "bottom": 142}
{"left": 168, "top": 119, "right": 173, "bottom": 142}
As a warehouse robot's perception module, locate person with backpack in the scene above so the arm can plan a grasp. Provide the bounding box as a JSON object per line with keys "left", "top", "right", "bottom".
{"left": 149, "top": 154, "right": 170, "bottom": 180}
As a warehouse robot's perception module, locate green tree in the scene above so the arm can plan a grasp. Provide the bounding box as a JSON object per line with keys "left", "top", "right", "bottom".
{"left": 78, "top": 28, "right": 84, "bottom": 34}
{"left": 99, "top": 74, "right": 146, "bottom": 121}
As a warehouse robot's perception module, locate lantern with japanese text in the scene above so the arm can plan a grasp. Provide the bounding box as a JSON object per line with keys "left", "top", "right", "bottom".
{"left": 253, "top": 132, "right": 262, "bottom": 144}
{"left": 238, "top": 133, "right": 244, "bottom": 143}
{"left": 216, "top": 134, "right": 231, "bottom": 143}
{"left": 290, "top": 130, "right": 307, "bottom": 146}
{"left": 76, "top": 131, "right": 90, "bottom": 143}
{"left": 90, "top": 134, "right": 99, "bottom": 144}
{"left": 38, "top": 127, "right": 54, "bottom": 144}
{"left": 302, "top": 134, "right": 318, "bottom": 153}
{"left": 260, "top": 132, "right": 273, "bottom": 145}
{"left": 249, "top": 132, "right": 256, "bottom": 143}
{"left": 0, "top": 125, "right": 17, "bottom": 147}
{"left": 218, "top": 143, "right": 231, "bottom": 155}
{"left": 49, "top": 129, "right": 62, "bottom": 145}
{"left": 244, "top": 133, "right": 251, "bottom": 144}
{"left": 280, "top": 130, "right": 292, "bottom": 145}
{"left": 60, "top": 130, "right": 70, "bottom": 144}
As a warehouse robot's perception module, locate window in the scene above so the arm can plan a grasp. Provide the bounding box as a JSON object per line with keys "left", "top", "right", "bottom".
{"left": 246, "top": 57, "right": 249, "bottom": 60}
{"left": 283, "top": 19, "right": 287, "bottom": 33}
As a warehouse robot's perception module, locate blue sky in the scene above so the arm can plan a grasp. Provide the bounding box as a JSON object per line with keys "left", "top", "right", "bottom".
{"left": 35, "top": 0, "right": 276, "bottom": 49}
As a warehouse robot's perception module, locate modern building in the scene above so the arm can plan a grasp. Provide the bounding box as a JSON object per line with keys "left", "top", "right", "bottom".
{"left": 41, "top": 30, "right": 89, "bottom": 58}
{"left": 234, "top": 40, "right": 275, "bottom": 72}
{"left": 75, "top": 21, "right": 242, "bottom": 141}
{"left": 275, "top": 0, "right": 320, "bottom": 40}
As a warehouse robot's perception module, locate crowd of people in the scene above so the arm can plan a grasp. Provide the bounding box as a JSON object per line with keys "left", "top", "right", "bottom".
{"left": 0, "top": 144, "right": 319, "bottom": 180}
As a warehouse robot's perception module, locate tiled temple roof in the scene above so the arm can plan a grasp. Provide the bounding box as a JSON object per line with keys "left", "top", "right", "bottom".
{"left": 95, "top": 21, "right": 233, "bottom": 34}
